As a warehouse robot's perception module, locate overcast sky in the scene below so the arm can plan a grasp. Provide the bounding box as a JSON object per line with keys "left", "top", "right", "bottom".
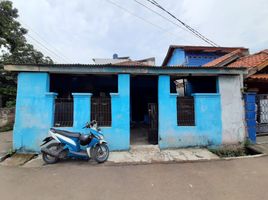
{"left": 12, "top": 0, "right": 268, "bottom": 65}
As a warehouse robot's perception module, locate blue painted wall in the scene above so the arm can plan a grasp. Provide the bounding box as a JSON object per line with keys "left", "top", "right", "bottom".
{"left": 167, "top": 49, "right": 186, "bottom": 66}
{"left": 166, "top": 48, "right": 225, "bottom": 66}
{"left": 14, "top": 72, "right": 224, "bottom": 152}
{"left": 13, "top": 72, "right": 56, "bottom": 152}
{"left": 102, "top": 74, "right": 130, "bottom": 150}
{"left": 13, "top": 73, "right": 130, "bottom": 152}
{"left": 158, "top": 75, "right": 222, "bottom": 148}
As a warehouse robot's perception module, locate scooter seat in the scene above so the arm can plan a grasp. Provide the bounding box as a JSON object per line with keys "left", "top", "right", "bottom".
{"left": 50, "top": 128, "right": 81, "bottom": 138}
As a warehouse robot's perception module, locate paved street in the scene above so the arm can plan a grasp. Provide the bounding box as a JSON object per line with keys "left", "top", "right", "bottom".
{"left": 0, "top": 157, "right": 268, "bottom": 200}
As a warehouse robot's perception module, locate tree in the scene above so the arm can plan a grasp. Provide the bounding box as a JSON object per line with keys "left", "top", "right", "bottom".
{"left": 0, "top": 0, "right": 53, "bottom": 107}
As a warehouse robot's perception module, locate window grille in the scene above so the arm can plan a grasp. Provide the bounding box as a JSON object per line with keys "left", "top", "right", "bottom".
{"left": 177, "top": 96, "right": 195, "bottom": 126}
{"left": 54, "top": 98, "right": 73, "bottom": 127}
{"left": 91, "top": 97, "right": 111, "bottom": 126}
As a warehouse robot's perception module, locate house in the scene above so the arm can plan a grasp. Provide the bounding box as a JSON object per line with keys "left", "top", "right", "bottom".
{"left": 205, "top": 49, "right": 268, "bottom": 137}
{"left": 4, "top": 46, "right": 248, "bottom": 152}
{"left": 162, "top": 45, "right": 248, "bottom": 66}
{"left": 93, "top": 54, "right": 155, "bottom": 66}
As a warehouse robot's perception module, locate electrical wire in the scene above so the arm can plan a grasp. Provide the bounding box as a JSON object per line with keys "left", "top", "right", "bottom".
{"left": 145, "top": 0, "right": 219, "bottom": 47}
{"left": 104, "top": 0, "right": 188, "bottom": 42}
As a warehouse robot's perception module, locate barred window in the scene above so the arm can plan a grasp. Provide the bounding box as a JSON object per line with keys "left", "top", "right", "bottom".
{"left": 177, "top": 96, "right": 195, "bottom": 126}
{"left": 91, "top": 97, "right": 111, "bottom": 127}
{"left": 54, "top": 98, "right": 73, "bottom": 127}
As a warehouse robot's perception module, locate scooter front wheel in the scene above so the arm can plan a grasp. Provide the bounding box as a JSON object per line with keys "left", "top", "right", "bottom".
{"left": 93, "top": 143, "right": 109, "bottom": 163}
{"left": 42, "top": 143, "right": 60, "bottom": 164}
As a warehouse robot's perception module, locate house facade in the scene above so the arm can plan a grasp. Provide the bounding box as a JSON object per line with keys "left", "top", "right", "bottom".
{"left": 204, "top": 49, "right": 268, "bottom": 138}
{"left": 4, "top": 46, "right": 248, "bottom": 152}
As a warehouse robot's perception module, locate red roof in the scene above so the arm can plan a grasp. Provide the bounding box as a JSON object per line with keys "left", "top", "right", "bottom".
{"left": 248, "top": 74, "right": 268, "bottom": 81}
{"left": 162, "top": 45, "right": 248, "bottom": 66}
{"left": 203, "top": 49, "right": 249, "bottom": 67}
{"left": 228, "top": 50, "right": 268, "bottom": 68}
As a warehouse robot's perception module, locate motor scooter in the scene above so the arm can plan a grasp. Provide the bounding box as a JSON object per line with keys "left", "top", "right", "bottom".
{"left": 40, "top": 120, "right": 109, "bottom": 164}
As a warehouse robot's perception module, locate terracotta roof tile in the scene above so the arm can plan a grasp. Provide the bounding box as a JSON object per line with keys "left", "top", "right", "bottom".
{"left": 248, "top": 74, "right": 268, "bottom": 81}
{"left": 228, "top": 50, "right": 268, "bottom": 68}
{"left": 203, "top": 49, "right": 247, "bottom": 67}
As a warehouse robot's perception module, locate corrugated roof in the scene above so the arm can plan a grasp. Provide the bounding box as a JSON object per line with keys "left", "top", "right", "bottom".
{"left": 4, "top": 63, "right": 247, "bottom": 69}
{"left": 113, "top": 60, "right": 150, "bottom": 66}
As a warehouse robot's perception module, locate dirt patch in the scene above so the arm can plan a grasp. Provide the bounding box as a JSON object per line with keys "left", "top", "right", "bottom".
{"left": 209, "top": 146, "right": 261, "bottom": 158}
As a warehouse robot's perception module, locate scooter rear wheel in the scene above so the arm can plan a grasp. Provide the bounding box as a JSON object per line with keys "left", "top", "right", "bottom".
{"left": 42, "top": 143, "right": 60, "bottom": 164}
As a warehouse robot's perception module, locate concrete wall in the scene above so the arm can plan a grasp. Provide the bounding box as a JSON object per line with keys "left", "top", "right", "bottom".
{"left": 102, "top": 74, "right": 130, "bottom": 151}
{"left": 158, "top": 75, "right": 222, "bottom": 148}
{"left": 13, "top": 72, "right": 56, "bottom": 152}
{"left": 13, "top": 73, "right": 130, "bottom": 152}
{"left": 218, "top": 75, "right": 246, "bottom": 144}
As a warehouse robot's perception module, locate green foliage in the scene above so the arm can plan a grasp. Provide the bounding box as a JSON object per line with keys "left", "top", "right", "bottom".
{"left": 0, "top": 1, "right": 53, "bottom": 107}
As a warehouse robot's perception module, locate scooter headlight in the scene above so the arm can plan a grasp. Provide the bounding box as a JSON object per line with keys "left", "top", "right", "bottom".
{"left": 98, "top": 135, "right": 104, "bottom": 140}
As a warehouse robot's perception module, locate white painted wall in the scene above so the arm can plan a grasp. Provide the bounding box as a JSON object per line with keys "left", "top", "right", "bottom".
{"left": 219, "top": 75, "right": 246, "bottom": 144}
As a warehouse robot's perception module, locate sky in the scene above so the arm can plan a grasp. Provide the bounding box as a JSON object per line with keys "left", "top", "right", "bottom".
{"left": 12, "top": 0, "right": 268, "bottom": 65}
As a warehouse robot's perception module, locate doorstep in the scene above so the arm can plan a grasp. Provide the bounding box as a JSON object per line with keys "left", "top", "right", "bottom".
{"left": 107, "top": 145, "right": 220, "bottom": 164}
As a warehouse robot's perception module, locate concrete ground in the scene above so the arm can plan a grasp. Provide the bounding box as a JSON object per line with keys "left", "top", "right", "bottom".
{"left": 0, "top": 130, "right": 12, "bottom": 161}
{"left": 0, "top": 156, "right": 268, "bottom": 200}
{"left": 109, "top": 145, "right": 219, "bottom": 164}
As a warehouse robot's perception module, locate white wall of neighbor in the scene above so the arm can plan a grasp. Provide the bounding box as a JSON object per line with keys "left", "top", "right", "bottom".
{"left": 219, "top": 75, "right": 246, "bottom": 145}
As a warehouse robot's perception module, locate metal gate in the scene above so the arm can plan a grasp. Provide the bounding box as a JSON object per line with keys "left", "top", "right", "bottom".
{"left": 148, "top": 103, "right": 158, "bottom": 144}
{"left": 256, "top": 94, "right": 268, "bottom": 135}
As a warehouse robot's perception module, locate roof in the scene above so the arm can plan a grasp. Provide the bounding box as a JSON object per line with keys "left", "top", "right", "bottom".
{"left": 228, "top": 49, "right": 268, "bottom": 68}
{"left": 114, "top": 60, "right": 150, "bottom": 66}
{"left": 203, "top": 49, "right": 249, "bottom": 67}
{"left": 162, "top": 45, "right": 248, "bottom": 66}
{"left": 4, "top": 64, "right": 247, "bottom": 76}
{"left": 247, "top": 74, "right": 268, "bottom": 82}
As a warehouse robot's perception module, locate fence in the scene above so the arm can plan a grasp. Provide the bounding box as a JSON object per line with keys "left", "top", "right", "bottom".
{"left": 91, "top": 97, "right": 111, "bottom": 126}
{"left": 177, "top": 96, "right": 195, "bottom": 126}
{"left": 54, "top": 98, "right": 74, "bottom": 127}
{"left": 256, "top": 94, "right": 268, "bottom": 134}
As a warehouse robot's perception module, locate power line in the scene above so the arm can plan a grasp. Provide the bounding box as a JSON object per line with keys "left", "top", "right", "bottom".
{"left": 145, "top": 0, "right": 220, "bottom": 47}
{"left": 26, "top": 34, "right": 65, "bottom": 63}
{"left": 104, "top": 0, "right": 188, "bottom": 43}
{"left": 133, "top": 0, "right": 190, "bottom": 34}
{"left": 20, "top": 21, "right": 72, "bottom": 63}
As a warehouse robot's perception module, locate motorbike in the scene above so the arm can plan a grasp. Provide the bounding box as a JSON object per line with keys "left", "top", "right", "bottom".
{"left": 40, "top": 120, "right": 109, "bottom": 164}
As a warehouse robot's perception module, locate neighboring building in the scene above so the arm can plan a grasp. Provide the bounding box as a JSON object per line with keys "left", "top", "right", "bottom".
{"left": 93, "top": 53, "right": 155, "bottom": 66}
{"left": 5, "top": 65, "right": 246, "bottom": 152}
{"left": 162, "top": 45, "right": 248, "bottom": 66}
{"left": 205, "top": 49, "right": 268, "bottom": 138}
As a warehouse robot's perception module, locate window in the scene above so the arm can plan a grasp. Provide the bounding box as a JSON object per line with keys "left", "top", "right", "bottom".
{"left": 54, "top": 98, "right": 73, "bottom": 127}
{"left": 91, "top": 96, "right": 111, "bottom": 126}
{"left": 177, "top": 96, "right": 195, "bottom": 126}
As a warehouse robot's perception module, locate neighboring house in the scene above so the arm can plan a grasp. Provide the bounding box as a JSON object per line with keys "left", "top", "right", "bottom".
{"left": 162, "top": 45, "right": 248, "bottom": 66}
{"left": 4, "top": 46, "right": 247, "bottom": 152}
{"left": 205, "top": 49, "right": 268, "bottom": 137}
{"left": 93, "top": 54, "right": 155, "bottom": 66}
